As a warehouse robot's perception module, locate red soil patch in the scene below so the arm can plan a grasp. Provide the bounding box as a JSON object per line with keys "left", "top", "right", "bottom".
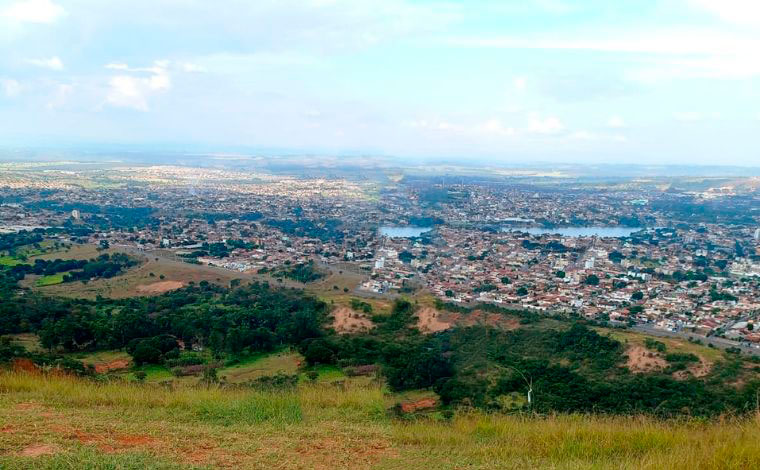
{"left": 185, "top": 443, "right": 219, "bottom": 465}
{"left": 116, "top": 434, "right": 156, "bottom": 446}
{"left": 400, "top": 397, "right": 437, "bottom": 413}
{"left": 1, "top": 426, "right": 15, "bottom": 433}
{"left": 332, "top": 307, "right": 374, "bottom": 334}
{"left": 11, "top": 358, "right": 40, "bottom": 373}
{"left": 14, "top": 402, "right": 43, "bottom": 411}
{"left": 295, "top": 437, "right": 395, "bottom": 470}
{"left": 94, "top": 359, "right": 131, "bottom": 374}
{"left": 136, "top": 280, "right": 184, "bottom": 294}
{"left": 19, "top": 443, "right": 60, "bottom": 457}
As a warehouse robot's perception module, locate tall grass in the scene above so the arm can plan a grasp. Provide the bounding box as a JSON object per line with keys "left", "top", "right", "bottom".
{"left": 3, "top": 371, "right": 760, "bottom": 469}
{"left": 392, "top": 412, "right": 760, "bottom": 469}
{"left": 0, "top": 371, "right": 384, "bottom": 426}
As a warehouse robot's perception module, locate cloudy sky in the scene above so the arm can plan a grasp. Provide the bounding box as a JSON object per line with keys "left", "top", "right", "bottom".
{"left": 1, "top": 0, "right": 759, "bottom": 165}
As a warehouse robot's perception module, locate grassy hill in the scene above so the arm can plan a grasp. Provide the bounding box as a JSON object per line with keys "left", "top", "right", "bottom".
{"left": 1, "top": 371, "right": 760, "bottom": 469}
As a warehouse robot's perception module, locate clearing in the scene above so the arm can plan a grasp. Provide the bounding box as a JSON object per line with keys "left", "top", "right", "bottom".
{"left": 332, "top": 307, "right": 374, "bottom": 334}
{"left": 31, "top": 245, "right": 250, "bottom": 299}
{"left": 626, "top": 345, "right": 667, "bottom": 373}
{"left": 219, "top": 351, "right": 302, "bottom": 383}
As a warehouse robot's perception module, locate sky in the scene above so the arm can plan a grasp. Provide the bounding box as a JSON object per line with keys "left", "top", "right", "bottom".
{"left": 1, "top": 0, "right": 759, "bottom": 165}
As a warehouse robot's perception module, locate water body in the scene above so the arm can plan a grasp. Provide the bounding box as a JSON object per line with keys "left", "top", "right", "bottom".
{"left": 379, "top": 226, "right": 433, "bottom": 238}
{"left": 502, "top": 226, "right": 644, "bottom": 238}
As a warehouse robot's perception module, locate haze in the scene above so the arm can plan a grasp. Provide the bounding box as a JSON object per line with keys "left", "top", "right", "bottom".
{"left": 1, "top": 0, "right": 759, "bottom": 165}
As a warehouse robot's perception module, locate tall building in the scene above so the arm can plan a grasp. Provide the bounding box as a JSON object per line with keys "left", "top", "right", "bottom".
{"left": 754, "top": 228, "right": 760, "bottom": 241}
{"left": 71, "top": 209, "right": 80, "bottom": 220}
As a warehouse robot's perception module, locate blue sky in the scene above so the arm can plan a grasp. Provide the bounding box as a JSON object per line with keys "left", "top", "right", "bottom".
{"left": 1, "top": 0, "right": 759, "bottom": 165}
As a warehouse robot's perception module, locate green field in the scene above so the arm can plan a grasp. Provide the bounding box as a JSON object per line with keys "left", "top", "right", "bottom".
{"left": 1, "top": 371, "right": 760, "bottom": 469}
{"left": 0, "top": 256, "right": 26, "bottom": 267}
{"left": 219, "top": 351, "right": 301, "bottom": 383}
{"left": 35, "top": 273, "right": 66, "bottom": 287}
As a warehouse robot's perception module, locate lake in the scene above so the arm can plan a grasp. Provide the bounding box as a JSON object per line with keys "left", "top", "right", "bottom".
{"left": 379, "top": 226, "right": 433, "bottom": 238}
{"left": 502, "top": 226, "right": 644, "bottom": 238}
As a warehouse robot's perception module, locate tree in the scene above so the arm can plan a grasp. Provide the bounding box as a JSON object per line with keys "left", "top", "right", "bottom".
{"left": 131, "top": 342, "right": 162, "bottom": 365}
{"left": 585, "top": 275, "right": 600, "bottom": 286}
{"left": 555, "top": 271, "right": 566, "bottom": 279}
{"left": 631, "top": 291, "right": 644, "bottom": 301}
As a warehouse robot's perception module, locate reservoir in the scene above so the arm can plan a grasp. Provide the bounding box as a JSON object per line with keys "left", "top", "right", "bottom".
{"left": 379, "top": 226, "right": 433, "bottom": 238}
{"left": 502, "top": 226, "right": 644, "bottom": 238}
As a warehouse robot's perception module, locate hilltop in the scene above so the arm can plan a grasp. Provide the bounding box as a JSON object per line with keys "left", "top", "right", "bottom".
{"left": 1, "top": 371, "right": 760, "bottom": 470}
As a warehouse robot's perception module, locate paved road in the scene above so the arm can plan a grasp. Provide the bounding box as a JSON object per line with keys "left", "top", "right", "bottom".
{"left": 632, "top": 324, "right": 760, "bottom": 356}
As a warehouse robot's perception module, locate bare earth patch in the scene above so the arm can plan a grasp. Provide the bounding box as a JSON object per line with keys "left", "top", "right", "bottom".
{"left": 19, "top": 443, "right": 60, "bottom": 457}
{"left": 332, "top": 307, "right": 374, "bottom": 334}
{"left": 423, "top": 310, "right": 520, "bottom": 332}
{"left": 400, "top": 398, "right": 437, "bottom": 413}
{"left": 674, "top": 358, "right": 712, "bottom": 380}
{"left": 294, "top": 436, "right": 396, "bottom": 470}
{"left": 626, "top": 346, "right": 667, "bottom": 373}
{"left": 93, "top": 359, "right": 131, "bottom": 374}
{"left": 136, "top": 280, "right": 184, "bottom": 294}
{"left": 416, "top": 308, "right": 452, "bottom": 333}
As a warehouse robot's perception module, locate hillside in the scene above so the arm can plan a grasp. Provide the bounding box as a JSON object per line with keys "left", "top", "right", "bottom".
{"left": 1, "top": 371, "right": 760, "bottom": 470}
{"left": 4, "top": 238, "right": 760, "bottom": 468}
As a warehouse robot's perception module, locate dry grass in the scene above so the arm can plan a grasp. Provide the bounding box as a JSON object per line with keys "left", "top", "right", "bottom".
{"left": 32, "top": 247, "right": 248, "bottom": 299}
{"left": 2, "top": 371, "right": 760, "bottom": 469}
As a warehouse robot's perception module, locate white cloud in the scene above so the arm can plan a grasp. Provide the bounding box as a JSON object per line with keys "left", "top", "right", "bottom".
{"left": 1, "top": 79, "right": 22, "bottom": 97}
{"left": 608, "top": 116, "right": 625, "bottom": 128}
{"left": 1, "top": 0, "right": 65, "bottom": 24}
{"left": 105, "top": 63, "right": 129, "bottom": 71}
{"left": 179, "top": 62, "right": 206, "bottom": 73}
{"left": 26, "top": 56, "right": 63, "bottom": 70}
{"left": 447, "top": 30, "right": 760, "bottom": 56}
{"left": 527, "top": 113, "right": 564, "bottom": 134}
{"left": 449, "top": 29, "right": 760, "bottom": 81}
{"left": 688, "top": 0, "right": 760, "bottom": 26}
{"left": 105, "top": 61, "right": 171, "bottom": 111}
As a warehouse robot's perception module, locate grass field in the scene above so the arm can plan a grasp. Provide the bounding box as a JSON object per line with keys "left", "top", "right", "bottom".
{"left": 32, "top": 246, "right": 249, "bottom": 299}
{"left": 0, "top": 255, "right": 26, "bottom": 267}
{"left": 600, "top": 327, "right": 725, "bottom": 362}
{"left": 1, "top": 371, "right": 760, "bottom": 469}
{"left": 219, "top": 351, "right": 302, "bottom": 384}
{"left": 35, "top": 273, "right": 66, "bottom": 287}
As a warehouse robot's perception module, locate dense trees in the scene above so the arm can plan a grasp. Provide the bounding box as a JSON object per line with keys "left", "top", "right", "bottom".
{"left": 6, "top": 253, "right": 138, "bottom": 283}
{"left": 272, "top": 261, "right": 324, "bottom": 283}
{"left": 0, "top": 278, "right": 328, "bottom": 362}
